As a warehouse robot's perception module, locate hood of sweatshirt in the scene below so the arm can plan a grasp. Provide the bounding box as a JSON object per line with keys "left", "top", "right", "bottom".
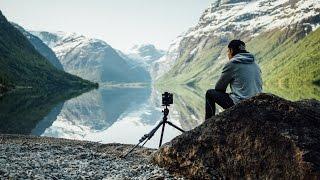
{"left": 231, "top": 53, "right": 255, "bottom": 64}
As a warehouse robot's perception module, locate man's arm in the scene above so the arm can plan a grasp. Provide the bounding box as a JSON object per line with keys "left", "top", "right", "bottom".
{"left": 215, "top": 63, "right": 234, "bottom": 92}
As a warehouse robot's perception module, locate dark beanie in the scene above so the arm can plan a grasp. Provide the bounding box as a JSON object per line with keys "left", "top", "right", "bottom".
{"left": 228, "top": 40, "right": 247, "bottom": 55}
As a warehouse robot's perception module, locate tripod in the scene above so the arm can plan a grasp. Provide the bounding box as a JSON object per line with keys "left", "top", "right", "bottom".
{"left": 122, "top": 105, "right": 184, "bottom": 158}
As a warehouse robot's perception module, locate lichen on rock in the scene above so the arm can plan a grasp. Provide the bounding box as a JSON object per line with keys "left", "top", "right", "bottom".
{"left": 152, "top": 93, "right": 320, "bottom": 179}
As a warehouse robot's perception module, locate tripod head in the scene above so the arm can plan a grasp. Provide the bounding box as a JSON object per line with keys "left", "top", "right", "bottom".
{"left": 162, "top": 105, "right": 169, "bottom": 117}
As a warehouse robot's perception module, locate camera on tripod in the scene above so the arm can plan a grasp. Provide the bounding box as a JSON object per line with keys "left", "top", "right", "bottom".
{"left": 162, "top": 92, "right": 173, "bottom": 106}
{"left": 122, "top": 91, "right": 184, "bottom": 158}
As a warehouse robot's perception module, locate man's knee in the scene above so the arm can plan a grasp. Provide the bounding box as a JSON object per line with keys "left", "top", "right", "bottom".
{"left": 206, "top": 89, "right": 217, "bottom": 99}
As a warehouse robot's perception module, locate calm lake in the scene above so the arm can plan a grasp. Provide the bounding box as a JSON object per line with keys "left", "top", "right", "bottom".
{"left": 0, "top": 83, "right": 319, "bottom": 148}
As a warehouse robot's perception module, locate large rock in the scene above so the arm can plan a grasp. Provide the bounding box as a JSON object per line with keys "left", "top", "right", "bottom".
{"left": 152, "top": 93, "right": 320, "bottom": 179}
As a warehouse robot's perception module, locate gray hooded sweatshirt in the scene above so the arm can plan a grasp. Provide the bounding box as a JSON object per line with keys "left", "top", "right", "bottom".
{"left": 215, "top": 52, "right": 262, "bottom": 103}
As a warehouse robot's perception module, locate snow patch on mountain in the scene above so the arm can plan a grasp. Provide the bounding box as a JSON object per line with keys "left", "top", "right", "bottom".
{"left": 124, "top": 44, "right": 165, "bottom": 70}
{"left": 32, "top": 31, "right": 151, "bottom": 83}
{"left": 151, "top": 35, "right": 184, "bottom": 80}
{"left": 186, "top": 0, "right": 319, "bottom": 39}
{"left": 155, "top": 0, "right": 320, "bottom": 80}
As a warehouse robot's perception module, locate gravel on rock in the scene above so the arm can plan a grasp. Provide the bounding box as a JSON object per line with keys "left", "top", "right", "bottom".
{"left": 0, "top": 134, "right": 183, "bottom": 179}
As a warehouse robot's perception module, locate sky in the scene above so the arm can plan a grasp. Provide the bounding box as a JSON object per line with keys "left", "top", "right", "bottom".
{"left": 0, "top": 0, "right": 212, "bottom": 51}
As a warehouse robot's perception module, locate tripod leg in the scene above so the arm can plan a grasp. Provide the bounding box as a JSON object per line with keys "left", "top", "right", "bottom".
{"left": 122, "top": 120, "right": 164, "bottom": 158}
{"left": 159, "top": 123, "right": 166, "bottom": 148}
{"left": 122, "top": 140, "right": 144, "bottom": 158}
{"left": 167, "top": 121, "right": 185, "bottom": 132}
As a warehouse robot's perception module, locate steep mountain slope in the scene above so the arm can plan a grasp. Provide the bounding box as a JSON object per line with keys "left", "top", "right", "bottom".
{"left": 156, "top": 0, "right": 320, "bottom": 88}
{"left": 12, "top": 23, "right": 64, "bottom": 70}
{"left": 151, "top": 36, "right": 184, "bottom": 80}
{"left": 125, "top": 44, "right": 165, "bottom": 69}
{"left": 248, "top": 27, "right": 320, "bottom": 86}
{"left": 0, "top": 11, "right": 95, "bottom": 90}
{"left": 32, "top": 31, "right": 151, "bottom": 83}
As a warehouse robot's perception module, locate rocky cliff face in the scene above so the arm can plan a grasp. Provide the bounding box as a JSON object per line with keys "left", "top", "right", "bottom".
{"left": 32, "top": 31, "right": 151, "bottom": 83}
{"left": 152, "top": 94, "right": 320, "bottom": 179}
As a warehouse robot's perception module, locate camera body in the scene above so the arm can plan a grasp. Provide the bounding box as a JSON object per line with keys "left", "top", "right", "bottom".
{"left": 162, "top": 92, "right": 173, "bottom": 106}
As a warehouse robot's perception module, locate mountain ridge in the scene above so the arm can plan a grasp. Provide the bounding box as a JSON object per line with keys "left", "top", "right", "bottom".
{"left": 12, "top": 23, "right": 64, "bottom": 70}
{"left": 0, "top": 10, "right": 95, "bottom": 90}
{"left": 32, "top": 31, "right": 151, "bottom": 84}
{"left": 155, "top": 0, "right": 320, "bottom": 88}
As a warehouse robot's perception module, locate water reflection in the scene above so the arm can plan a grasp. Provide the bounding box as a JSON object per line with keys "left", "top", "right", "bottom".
{"left": 84, "top": 88, "right": 183, "bottom": 147}
{"left": 36, "top": 86, "right": 189, "bottom": 148}
{"left": 0, "top": 88, "right": 89, "bottom": 134}
{"left": 39, "top": 87, "right": 152, "bottom": 139}
{"left": 1, "top": 83, "right": 319, "bottom": 148}
{"left": 156, "top": 85, "right": 206, "bottom": 130}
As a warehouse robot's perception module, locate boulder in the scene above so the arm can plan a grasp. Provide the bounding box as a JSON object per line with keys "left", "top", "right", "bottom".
{"left": 152, "top": 93, "right": 320, "bottom": 179}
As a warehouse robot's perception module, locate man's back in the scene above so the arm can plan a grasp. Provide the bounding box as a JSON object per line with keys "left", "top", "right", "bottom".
{"left": 215, "top": 52, "right": 262, "bottom": 103}
{"left": 205, "top": 40, "right": 262, "bottom": 120}
{"left": 228, "top": 53, "right": 262, "bottom": 103}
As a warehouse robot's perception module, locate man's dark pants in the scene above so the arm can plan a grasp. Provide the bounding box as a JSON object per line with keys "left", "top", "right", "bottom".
{"left": 205, "top": 89, "right": 234, "bottom": 120}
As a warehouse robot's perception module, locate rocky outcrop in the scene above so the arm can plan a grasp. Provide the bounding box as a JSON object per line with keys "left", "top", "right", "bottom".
{"left": 152, "top": 94, "right": 320, "bottom": 179}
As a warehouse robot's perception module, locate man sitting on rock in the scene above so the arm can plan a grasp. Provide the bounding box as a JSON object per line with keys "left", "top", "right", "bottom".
{"left": 205, "top": 40, "right": 262, "bottom": 120}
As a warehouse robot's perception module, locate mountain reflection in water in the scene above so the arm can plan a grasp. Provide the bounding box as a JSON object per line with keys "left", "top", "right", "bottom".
{"left": 33, "top": 87, "right": 189, "bottom": 148}
{"left": 0, "top": 83, "right": 318, "bottom": 148}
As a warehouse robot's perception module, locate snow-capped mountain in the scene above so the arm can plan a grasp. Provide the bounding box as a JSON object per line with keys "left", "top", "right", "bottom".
{"left": 151, "top": 36, "right": 184, "bottom": 80}
{"left": 32, "top": 31, "right": 151, "bottom": 83}
{"left": 124, "top": 44, "right": 165, "bottom": 70}
{"left": 156, "top": 0, "right": 320, "bottom": 85}
{"left": 186, "top": 0, "right": 319, "bottom": 39}
{"left": 12, "top": 23, "right": 64, "bottom": 70}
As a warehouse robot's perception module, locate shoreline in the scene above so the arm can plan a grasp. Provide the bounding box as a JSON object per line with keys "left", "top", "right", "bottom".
{"left": 0, "top": 134, "right": 182, "bottom": 179}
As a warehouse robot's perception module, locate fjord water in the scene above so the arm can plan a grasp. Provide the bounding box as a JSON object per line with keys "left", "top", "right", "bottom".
{"left": 0, "top": 83, "right": 319, "bottom": 148}
{"left": 22, "top": 86, "right": 186, "bottom": 148}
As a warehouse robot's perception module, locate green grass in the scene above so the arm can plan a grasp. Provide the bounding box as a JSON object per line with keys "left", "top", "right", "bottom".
{"left": 264, "top": 83, "right": 320, "bottom": 101}
{"left": 157, "top": 37, "right": 227, "bottom": 87}
{"left": 246, "top": 27, "right": 320, "bottom": 86}
{"left": 156, "top": 27, "right": 320, "bottom": 100}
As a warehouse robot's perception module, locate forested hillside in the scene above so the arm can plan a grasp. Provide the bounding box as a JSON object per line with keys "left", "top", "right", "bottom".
{"left": 0, "top": 11, "right": 96, "bottom": 90}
